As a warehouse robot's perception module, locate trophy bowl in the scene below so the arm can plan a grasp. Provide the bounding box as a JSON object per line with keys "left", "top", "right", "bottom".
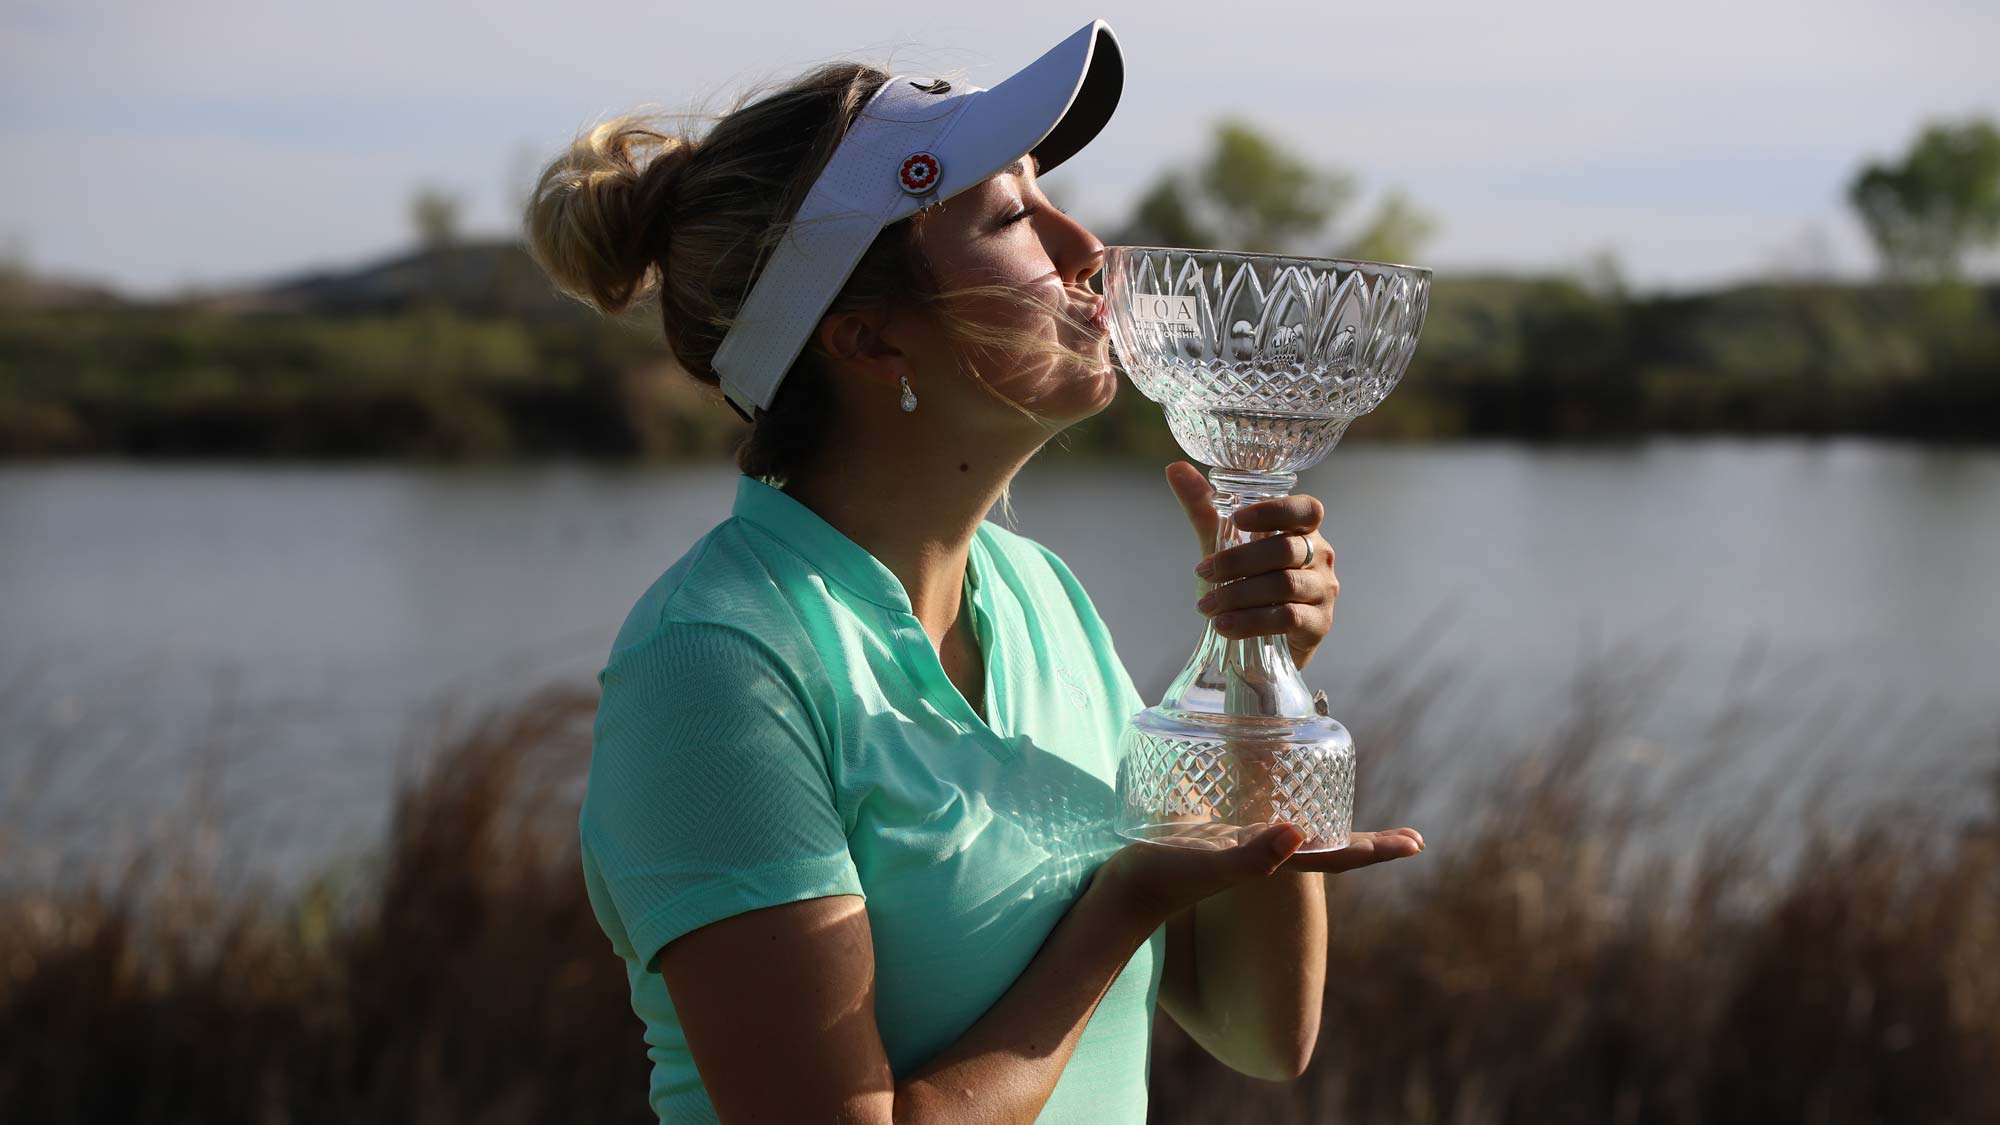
{"left": 1102, "top": 245, "right": 1431, "bottom": 852}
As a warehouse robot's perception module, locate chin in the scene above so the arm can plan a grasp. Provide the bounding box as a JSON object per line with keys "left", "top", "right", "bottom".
{"left": 1043, "top": 362, "right": 1120, "bottom": 426}
{"left": 1087, "top": 357, "right": 1120, "bottom": 403}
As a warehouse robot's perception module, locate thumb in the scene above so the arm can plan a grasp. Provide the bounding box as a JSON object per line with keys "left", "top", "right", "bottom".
{"left": 1165, "top": 461, "right": 1220, "bottom": 555}
{"left": 1241, "top": 822, "right": 1305, "bottom": 874}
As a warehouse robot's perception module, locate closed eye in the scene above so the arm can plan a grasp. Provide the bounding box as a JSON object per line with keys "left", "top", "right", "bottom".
{"left": 1004, "top": 203, "right": 1070, "bottom": 225}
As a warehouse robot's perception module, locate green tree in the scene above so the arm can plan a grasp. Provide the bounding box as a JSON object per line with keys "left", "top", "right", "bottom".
{"left": 0, "top": 233, "right": 30, "bottom": 307}
{"left": 410, "top": 185, "right": 464, "bottom": 254}
{"left": 1341, "top": 190, "right": 1437, "bottom": 266}
{"left": 1848, "top": 118, "right": 2000, "bottom": 281}
{"left": 409, "top": 185, "right": 465, "bottom": 310}
{"left": 1106, "top": 118, "right": 1434, "bottom": 262}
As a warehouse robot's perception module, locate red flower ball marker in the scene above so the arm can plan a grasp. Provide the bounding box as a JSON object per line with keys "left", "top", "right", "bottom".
{"left": 898, "top": 151, "right": 942, "bottom": 196}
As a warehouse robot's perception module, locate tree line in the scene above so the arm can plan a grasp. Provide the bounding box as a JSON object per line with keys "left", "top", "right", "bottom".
{"left": 0, "top": 117, "right": 1993, "bottom": 458}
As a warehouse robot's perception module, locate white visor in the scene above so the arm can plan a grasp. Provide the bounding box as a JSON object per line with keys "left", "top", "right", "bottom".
{"left": 710, "top": 18, "right": 1124, "bottom": 417}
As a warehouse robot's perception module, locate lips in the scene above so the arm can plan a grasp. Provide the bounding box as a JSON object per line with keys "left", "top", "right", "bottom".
{"left": 1061, "top": 285, "right": 1109, "bottom": 335}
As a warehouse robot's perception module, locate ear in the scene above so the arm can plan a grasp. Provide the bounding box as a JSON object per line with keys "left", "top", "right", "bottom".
{"left": 815, "top": 308, "right": 911, "bottom": 392}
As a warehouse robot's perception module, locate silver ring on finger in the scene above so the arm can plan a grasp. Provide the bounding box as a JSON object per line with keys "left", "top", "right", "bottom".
{"left": 1300, "top": 533, "right": 1315, "bottom": 569}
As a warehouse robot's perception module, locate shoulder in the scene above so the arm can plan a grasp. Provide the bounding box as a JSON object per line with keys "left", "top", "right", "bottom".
{"left": 602, "top": 516, "right": 820, "bottom": 667}
{"left": 593, "top": 518, "right": 837, "bottom": 754}
{"left": 976, "top": 519, "right": 1083, "bottom": 590}
{"left": 977, "top": 519, "right": 1145, "bottom": 718}
{"left": 586, "top": 522, "right": 837, "bottom": 796}
{"left": 980, "top": 520, "right": 1096, "bottom": 600}
{"left": 975, "top": 519, "right": 1112, "bottom": 634}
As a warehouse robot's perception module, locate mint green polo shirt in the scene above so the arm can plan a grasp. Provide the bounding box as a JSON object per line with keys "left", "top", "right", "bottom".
{"left": 579, "top": 473, "right": 1167, "bottom": 1123}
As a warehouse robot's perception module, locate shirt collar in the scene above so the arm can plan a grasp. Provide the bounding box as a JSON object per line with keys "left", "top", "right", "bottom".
{"left": 731, "top": 474, "right": 984, "bottom": 614}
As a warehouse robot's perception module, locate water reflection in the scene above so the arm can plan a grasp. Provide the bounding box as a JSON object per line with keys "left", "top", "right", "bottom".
{"left": 1, "top": 440, "right": 1995, "bottom": 889}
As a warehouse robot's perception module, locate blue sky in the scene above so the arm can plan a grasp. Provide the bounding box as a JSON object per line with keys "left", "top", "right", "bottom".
{"left": 3, "top": 0, "right": 1995, "bottom": 297}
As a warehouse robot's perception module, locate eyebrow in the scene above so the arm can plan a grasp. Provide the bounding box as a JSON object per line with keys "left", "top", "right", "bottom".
{"left": 1002, "top": 154, "right": 1042, "bottom": 178}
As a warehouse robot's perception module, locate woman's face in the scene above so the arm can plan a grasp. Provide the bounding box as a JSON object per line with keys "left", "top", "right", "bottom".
{"left": 905, "top": 153, "right": 1115, "bottom": 427}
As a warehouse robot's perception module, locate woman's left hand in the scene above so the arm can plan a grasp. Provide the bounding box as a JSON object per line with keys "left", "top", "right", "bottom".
{"left": 1165, "top": 461, "right": 1338, "bottom": 672}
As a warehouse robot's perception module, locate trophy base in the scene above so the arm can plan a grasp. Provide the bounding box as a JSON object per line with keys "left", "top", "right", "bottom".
{"left": 1113, "top": 707, "right": 1355, "bottom": 852}
{"left": 1117, "top": 820, "right": 1353, "bottom": 854}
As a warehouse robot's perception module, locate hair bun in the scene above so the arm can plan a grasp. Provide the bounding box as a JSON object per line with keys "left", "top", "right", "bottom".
{"left": 522, "top": 115, "right": 695, "bottom": 317}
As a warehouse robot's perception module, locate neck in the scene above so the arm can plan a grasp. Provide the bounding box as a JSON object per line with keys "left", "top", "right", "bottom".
{"left": 782, "top": 428, "right": 1048, "bottom": 645}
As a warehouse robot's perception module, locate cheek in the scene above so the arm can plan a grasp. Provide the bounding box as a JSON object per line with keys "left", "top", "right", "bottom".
{"left": 960, "top": 246, "right": 1062, "bottom": 305}
{"left": 987, "top": 280, "right": 1063, "bottom": 334}
{"left": 937, "top": 251, "right": 1088, "bottom": 402}
{"left": 957, "top": 272, "right": 1066, "bottom": 361}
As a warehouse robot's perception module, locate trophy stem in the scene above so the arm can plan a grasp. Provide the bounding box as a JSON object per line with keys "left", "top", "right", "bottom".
{"left": 1158, "top": 466, "right": 1320, "bottom": 721}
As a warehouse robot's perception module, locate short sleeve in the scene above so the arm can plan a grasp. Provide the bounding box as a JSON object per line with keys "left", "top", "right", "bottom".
{"left": 582, "top": 619, "right": 864, "bottom": 974}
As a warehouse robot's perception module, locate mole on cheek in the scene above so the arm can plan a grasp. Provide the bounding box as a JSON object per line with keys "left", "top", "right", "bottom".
{"left": 960, "top": 462, "right": 970, "bottom": 472}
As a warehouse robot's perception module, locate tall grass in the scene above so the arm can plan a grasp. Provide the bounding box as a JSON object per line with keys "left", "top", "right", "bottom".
{"left": 1, "top": 650, "right": 1994, "bottom": 1123}
{"left": 1151, "top": 648, "right": 2000, "bottom": 1124}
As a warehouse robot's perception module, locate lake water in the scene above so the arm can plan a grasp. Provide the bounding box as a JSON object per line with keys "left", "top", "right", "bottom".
{"left": 3, "top": 439, "right": 1996, "bottom": 892}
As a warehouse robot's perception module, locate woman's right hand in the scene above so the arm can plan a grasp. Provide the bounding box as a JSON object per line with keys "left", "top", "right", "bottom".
{"left": 1086, "top": 822, "right": 1424, "bottom": 927}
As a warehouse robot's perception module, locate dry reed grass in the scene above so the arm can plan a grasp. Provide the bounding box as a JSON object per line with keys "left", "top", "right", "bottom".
{"left": 1, "top": 644, "right": 1993, "bottom": 1124}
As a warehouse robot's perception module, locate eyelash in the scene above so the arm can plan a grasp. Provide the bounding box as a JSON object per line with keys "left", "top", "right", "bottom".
{"left": 1005, "top": 203, "right": 1069, "bottom": 225}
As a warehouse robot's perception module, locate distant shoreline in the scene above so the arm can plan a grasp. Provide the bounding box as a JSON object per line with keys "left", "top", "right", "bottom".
{"left": 4, "top": 242, "right": 1996, "bottom": 458}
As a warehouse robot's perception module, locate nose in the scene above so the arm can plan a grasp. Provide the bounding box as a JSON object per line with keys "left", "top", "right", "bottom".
{"left": 1048, "top": 208, "right": 1105, "bottom": 290}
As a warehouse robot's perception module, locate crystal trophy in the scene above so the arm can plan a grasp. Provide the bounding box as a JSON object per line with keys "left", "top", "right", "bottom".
{"left": 1102, "top": 246, "right": 1430, "bottom": 852}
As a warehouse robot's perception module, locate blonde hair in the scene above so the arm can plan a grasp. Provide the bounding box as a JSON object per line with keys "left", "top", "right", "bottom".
{"left": 520, "top": 62, "right": 1104, "bottom": 513}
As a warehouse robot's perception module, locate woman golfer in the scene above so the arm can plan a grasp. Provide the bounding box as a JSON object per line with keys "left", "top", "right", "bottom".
{"left": 523, "top": 19, "right": 1423, "bottom": 1122}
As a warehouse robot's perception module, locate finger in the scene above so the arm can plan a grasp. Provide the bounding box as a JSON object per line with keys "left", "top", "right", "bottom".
{"left": 1197, "top": 568, "right": 1323, "bottom": 617}
{"left": 1209, "top": 601, "right": 1323, "bottom": 642}
{"left": 1149, "top": 821, "right": 1303, "bottom": 863}
{"left": 1232, "top": 494, "right": 1324, "bottom": 535}
{"left": 1165, "top": 462, "right": 1220, "bottom": 552}
{"left": 1197, "top": 532, "right": 1320, "bottom": 584}
{"left": 1280, "top": 828, "right": 1426, "bottom": 873}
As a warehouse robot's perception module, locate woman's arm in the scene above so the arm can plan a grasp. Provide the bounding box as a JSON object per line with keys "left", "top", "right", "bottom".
{"left": 1152, "top": 829, "right": 1423, "bottom": 1082}
{"left": 1158, "top": 873, "right": 1328, "bottom": 1081}
{"left": 659, "top": 875, "right": 1160, "bottom": 1124}
{"left": 660, "top": 822, "right": 1394, "bottom": 1122}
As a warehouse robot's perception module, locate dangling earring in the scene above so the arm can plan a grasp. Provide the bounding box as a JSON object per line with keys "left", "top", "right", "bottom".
{"left": 899, "top": 374, "right": 918, "bottom": 413}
